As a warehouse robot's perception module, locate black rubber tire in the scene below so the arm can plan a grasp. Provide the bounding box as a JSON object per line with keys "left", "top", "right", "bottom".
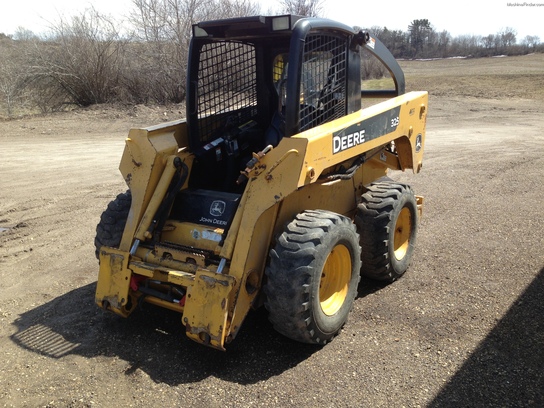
{"left": 94, "top": 190, "right": 131, "bottom": 259}
{"left": 264, "top": 210, "right": 361, "bottom": 345}
{"left": 355, "top": 179, "right": 418, "bottom": 282}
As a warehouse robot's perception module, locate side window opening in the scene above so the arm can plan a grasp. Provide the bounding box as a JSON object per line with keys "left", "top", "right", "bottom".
{"left": 361, "top": 49, "right": 396, "bottom": 106}
{"left": 272, "top": 53, "right": 288, "bottom": 110}
{"left": 300, "top": 34, "right": 348, "bottom": 131}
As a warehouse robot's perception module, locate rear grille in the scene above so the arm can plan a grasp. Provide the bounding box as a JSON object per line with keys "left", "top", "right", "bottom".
{"left": 197, "top": 41, "right": 257, "bottom": 143}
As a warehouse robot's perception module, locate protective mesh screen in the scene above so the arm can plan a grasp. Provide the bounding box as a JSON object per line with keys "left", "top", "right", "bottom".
{"left": 197, "top": 41, "right": 257, "bottom": 143}
{"left": 300, "top": 34, "right": 347, "bottom": 131}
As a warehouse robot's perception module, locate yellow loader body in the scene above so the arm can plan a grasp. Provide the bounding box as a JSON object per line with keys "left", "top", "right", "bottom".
{"left": 96, "top": 89, "right": 427, "bottom": 350}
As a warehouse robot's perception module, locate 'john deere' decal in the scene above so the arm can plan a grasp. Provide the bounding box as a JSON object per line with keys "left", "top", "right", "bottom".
{"left": 333, "top": 106, "right": 401, "bottom": 154}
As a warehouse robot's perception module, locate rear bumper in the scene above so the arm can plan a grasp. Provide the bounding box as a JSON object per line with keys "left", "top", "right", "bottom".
{"left": 96, "top": 246, "right": 235, "bottom": 350}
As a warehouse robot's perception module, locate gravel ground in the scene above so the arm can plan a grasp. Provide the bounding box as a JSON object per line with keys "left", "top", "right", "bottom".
{"left": 0, "top": 55, "right": 543, "bottom": 407}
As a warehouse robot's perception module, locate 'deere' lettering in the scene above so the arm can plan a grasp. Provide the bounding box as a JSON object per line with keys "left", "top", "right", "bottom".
{"left": 333, "top": 130, "right": 366, "bottom": 154}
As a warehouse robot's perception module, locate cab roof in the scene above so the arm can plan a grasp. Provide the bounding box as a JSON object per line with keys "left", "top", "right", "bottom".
{"left": 192, "top": 15, "right": 355, "bottom": 40}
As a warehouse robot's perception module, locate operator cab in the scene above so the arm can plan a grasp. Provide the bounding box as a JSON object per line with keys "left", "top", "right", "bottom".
{"left": 184, "top": 15, "right": 361, "bottom": 194}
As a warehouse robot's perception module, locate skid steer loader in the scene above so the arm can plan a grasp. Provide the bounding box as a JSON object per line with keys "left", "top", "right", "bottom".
{"left": 95, "top": 15, "right": 428, "bottom": 350}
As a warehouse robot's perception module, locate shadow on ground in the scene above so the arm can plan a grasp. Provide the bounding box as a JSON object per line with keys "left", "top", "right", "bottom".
{"left": 10, "top": 282, "right": 314, "bottom": 385}
{"left": 429, "top": 267, "right": 544, "bottom": 407}
{"left": 10, "top": 278, "right": 386, "bottom": 385}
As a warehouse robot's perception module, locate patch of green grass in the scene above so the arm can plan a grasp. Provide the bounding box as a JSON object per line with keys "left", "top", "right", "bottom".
{"left": 362, "top": 78, "right": 395, "bottom": 90}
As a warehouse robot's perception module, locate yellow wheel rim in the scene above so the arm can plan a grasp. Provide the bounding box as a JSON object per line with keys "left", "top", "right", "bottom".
{"left": 394, "top": 207, "right": 412, "bottom": 260}
{"left": 319, "top": 244, "right": 351, "bottom": 316}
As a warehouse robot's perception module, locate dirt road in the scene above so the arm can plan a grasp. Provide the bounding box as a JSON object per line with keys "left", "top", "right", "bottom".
{"left": 1, "top": 56, "right": 543, "bottom": 407}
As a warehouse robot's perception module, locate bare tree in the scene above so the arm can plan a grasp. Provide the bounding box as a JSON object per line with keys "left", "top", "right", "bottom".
{"left": 481, "top": 34, "right": 494, "bottom": 50}
{"left": 216, "top": 0, "right": 261, "bottom": 16}
{"left": 13, "top": 27, "right": 38, "bottom": 41}
{"left": 29, "top": 8, "right": 126, "bottom": 106}
{"left": 279, "top": 0, "right": 325, "bottom": 16}
{"left": 127, "top": 0, "right": 262, "bottom": 103}
{"left": 521, "top": 35, "right": 540, "bottom": 51}
{"left": 499, "top": 27, "right": 517, "bottom": 47}
{"left": 0, "top": 43, "right": 28, "bottom": 117}
{"left": 437, "top": 30, "right": 451, "bottom": 58}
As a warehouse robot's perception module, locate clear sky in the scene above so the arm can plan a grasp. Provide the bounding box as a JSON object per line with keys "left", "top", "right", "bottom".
{"left": 1, "top": 0, "right": 542, "bottom": 40}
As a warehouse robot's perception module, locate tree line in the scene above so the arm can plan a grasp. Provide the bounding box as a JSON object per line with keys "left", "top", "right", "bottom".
{"left": 0, "top": 0, "right": 541, "bottom": 118}
{"left": 373, "top": 19, "right": 542, "bottom": 60}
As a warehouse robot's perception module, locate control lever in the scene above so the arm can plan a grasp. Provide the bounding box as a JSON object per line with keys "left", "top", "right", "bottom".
{"left": 236, "top": 145, "right": 273, "bottom": 185}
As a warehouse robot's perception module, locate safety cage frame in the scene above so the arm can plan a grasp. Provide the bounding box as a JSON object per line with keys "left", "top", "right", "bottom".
{"left": 185, "top": 16, "right": 365, "bottom": 151}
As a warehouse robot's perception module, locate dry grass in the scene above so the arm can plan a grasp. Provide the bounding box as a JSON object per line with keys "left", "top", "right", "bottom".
{"left": 364, "top": 53, "right": 544, "bottom": 101}
{"left": 401, "top": 53, "right": 544, "bottom": 100}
